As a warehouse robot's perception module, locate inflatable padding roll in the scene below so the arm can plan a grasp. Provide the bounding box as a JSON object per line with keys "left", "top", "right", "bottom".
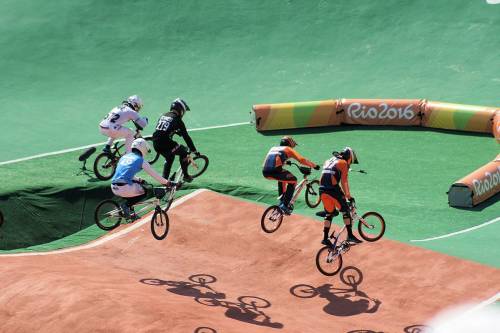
{"left": 493, "top": 111, "right": 500, "bottom": 142}
{"left": 448, "top": 155, "right": 500, "bottom": 207}
{"left": 422, "top": 101, "right": 497, "bottom": 133}
{"left": 252, "top": 100, "right": 342, "bottom": 131}
{"left": 339, "top": 99, "right": 424, "bottom": 126}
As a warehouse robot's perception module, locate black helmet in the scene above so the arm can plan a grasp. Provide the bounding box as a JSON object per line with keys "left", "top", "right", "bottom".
{"left": 170, "top": 98, "right": 190, "bottom": 116}
{"left": 280, "top": 136, "right": 297, "bottom": 147}
{"left": 340, "top": 147, "right": 359, "bottom": 164}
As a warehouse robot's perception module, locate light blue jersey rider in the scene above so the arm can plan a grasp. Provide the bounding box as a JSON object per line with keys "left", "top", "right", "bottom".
{"left": 110, "top": 138, "right": 170, "bottom": 217}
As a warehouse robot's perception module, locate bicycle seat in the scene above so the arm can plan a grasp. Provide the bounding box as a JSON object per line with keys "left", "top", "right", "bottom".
{"left": 153, "top": 187, "right": 166, "bottom": 199}
{"left": 299, "top": 166, "right": 311, "bottom": 175}
{"left": 315, "top": 210, "right": 339, "bottom": 218}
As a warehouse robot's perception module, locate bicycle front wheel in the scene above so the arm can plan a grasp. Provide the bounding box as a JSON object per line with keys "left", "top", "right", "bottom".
{"left": 186, "top": 155, "right": 209, "bottom": 179}
{"left": 316, "top": 246, "right": 343, "bottom": 276}
{"left": 358, "top": 211, "right": 385, "bottom": 242}
{"left": 95, "top": 199, "right": 122, "bottom": 230}
{"left": 305, "top": 180, "right": 321, "bottom": 208}
{"left": 260, "top": 205, "right": 283, "bottom": 233}
{"left": 151, "top": 209, "right": 169, "bottom": 240}
{"left": 93, "top": 153, "right": 117, "bottom": 180}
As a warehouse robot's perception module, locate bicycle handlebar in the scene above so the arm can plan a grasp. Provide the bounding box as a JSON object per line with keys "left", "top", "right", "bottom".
{"left": 285, "top": 160, "right": 312, "bottom": 176}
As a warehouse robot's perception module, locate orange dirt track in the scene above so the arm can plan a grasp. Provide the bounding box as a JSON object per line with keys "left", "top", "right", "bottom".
{"left": 1, "top": 190, "right": 499, "bottom": 333}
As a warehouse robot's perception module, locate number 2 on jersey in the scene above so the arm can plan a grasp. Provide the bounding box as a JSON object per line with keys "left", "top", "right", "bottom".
{"left": 104, "top": 112, "right": 120, "bottom": 123}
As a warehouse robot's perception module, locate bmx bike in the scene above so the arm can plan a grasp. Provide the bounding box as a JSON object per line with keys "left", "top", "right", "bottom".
{"left": 163, "top": 152, "right": 209, "bottom": 212}
{"left": 93, "top": 130, "right": 159, "bottom": 181}
{"left": 94, "top": 182, "right": 171, "bottom": 240}
{"left": 316, "top": 202, "right": 385, "bottom": 276}
{"left": 260, "top": 161, "right": 320, "bottom": 233}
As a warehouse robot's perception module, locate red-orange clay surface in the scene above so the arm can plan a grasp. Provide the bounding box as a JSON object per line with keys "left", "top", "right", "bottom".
{"left": 1, "top": 190, "right": 499, "bottom": 333}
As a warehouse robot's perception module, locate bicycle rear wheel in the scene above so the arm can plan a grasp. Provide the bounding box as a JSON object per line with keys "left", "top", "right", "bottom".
{"left": 145, "top": 137, "right": 160, "bottom": 165}
{"left": 93, "top": 153, "right": 117, "bottom": 180}
{"left": 358, "top": 211, "right": 385, "bottom": 242}
{"left": 95, "top": 199, "right": 122, "bottom": 230}
{"left": 305, "top": 180, "right": 321, "bottom": 208}
{"left": 260, "top": 205, "right": 283, "bottom": 233}
{"left": 186, "top": 155, "right": 209, "bottom": 179}
{"left": 151, "top": 209, "right": 169, "bottom": 240}
{"left": 315, "top": 246, "right": 343, "bottom": 276}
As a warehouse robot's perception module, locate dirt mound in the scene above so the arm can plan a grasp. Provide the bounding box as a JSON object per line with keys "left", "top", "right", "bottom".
{"left": 1, "top": 190, "right": 499, "bottom": 332}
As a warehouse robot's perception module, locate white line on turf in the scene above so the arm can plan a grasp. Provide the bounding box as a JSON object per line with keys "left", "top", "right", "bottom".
{"left": 410, "top": 216, "right": 500, "bottom": 242}
{"left": 0, "top": 189, "right": 207, "bottom": 257}
{"left": 0, "top": 122, "right": 250, "bottom": 166}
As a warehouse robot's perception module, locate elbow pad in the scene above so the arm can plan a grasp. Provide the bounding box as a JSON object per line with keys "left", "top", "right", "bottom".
{"left": 134, "top": 116, "right": 148, "bottom": 130}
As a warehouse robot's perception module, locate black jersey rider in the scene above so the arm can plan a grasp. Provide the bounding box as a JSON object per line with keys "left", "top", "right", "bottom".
{"left": 152, "top": 98, "right": 199, "bottom": 182}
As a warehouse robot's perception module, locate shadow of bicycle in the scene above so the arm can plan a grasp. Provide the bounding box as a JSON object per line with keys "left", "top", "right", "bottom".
{"left": 290, "top": 266, "right": 381, "bottom": 317}
{"left": 345, "top": 324, "right": 431, "bottom": 333}
{"left": 140, "top": 274, "right": 283, "bottom": 329}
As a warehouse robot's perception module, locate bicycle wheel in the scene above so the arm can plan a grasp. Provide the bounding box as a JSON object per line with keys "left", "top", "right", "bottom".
{"left": 145, "top": 137, "right": 160, "bottom": 165}
{"left": 189, "top": 274, "right": 216, "bottom": 284}
{"left": 93, "top": 153, "right": 117, "bottom": 180}
{"left": 305, "top": 180, "right": 321, "bottom": 208}
{"left": 94, "top": 199, "right": 122, "bottom": 230}
{"left": 315, "top": 246, "right": 343, "bottom": 276}
{"left": 358, "top": 211, "right": 385, "bottom": 242}
{"left": 186, "top": 155, "right": 209, "bottom": 179}
{"left": 289, "top": 284, "right": 319, "bottom": 299}
{"left": 260, "top": 205, "right": 283, "bottom": 233}
{"left": 340, "top": 266, "right": 363, "bottom": 287}
{"left": 151, "top": 209, "right": 169, "bottom": 240}
{"left": 238, "top": 296, "right": 271, "bottom": 309}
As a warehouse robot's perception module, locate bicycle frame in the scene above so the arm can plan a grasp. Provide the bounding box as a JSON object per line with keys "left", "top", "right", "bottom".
{"left": 278, "top": 162, "right": 315, "bottom": 206}
{"left": 109, "top": 130, "right": 144, "bottom": 158}
{"left": 107, "top": 188, "right": 165, "bottom": 219}
{"left": 350, "top": 204, "right": 373, "bottom": 229}
{"left": 328, "top": 204, "right": 371, "bottom": 247}
{"left": 164, "top": 155, "right": 199, "bottom": 204}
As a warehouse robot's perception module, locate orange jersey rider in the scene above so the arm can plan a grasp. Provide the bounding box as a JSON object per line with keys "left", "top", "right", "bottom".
{"left": 319, "top": 147, "right": 362, "bottom": 245}
{"left": 262, "top": 136, "right": 319, "bottom": 215}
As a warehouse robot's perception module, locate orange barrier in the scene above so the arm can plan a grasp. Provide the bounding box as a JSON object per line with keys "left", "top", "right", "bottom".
{"left": 493, "top": 111, "right": 500, "bottom": 142}
{"left": 339, "top": 99, "right": 424, "bottom": 126}
{"left": 251, "top": 98, "right": 499, "bottom": 207}
{"left": 422, "top": 101, "right": 497, "bottom": 133}
{"left": 448, "top": 155, "right": 500, "bottom": 207}
{"left": 252, "top": 100, "right": 342, "bottom": 131}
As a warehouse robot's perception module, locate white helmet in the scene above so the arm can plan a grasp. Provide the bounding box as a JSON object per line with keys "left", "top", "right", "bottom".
{"left": 131, "top": 138, "right": 150, "bottom": 156}
{"left": 126, "top": 95, "right": 143, "bottom": 112}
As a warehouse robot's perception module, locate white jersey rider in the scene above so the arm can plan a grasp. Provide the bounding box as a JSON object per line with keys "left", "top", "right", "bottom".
{"left": 99, "top": 95, "right": 149, "bottom": 154}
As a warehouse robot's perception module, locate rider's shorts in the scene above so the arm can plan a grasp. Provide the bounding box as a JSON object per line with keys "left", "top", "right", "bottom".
{"left": 153, "top": 140, "right": 189, "bottom": 158}
{"left": 262, "top": 168, "right": 297, "bottom": 183}
{"left": 111, "top": 182, "right": 145, "bottom": 198}
{"left": 320, "top": 186, "right": 349, "bottom": 214}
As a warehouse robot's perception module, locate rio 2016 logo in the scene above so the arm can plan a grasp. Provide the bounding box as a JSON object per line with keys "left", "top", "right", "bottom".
{"left": 347, "top": 102, "right": 415, "bottom": 120}
{"left": 472, "top": 167, "right": 500, "bottom": 196}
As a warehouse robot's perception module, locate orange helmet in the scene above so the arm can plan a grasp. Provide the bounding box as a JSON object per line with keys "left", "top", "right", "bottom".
{"left": 280, "top": 136, "right": 297, "bottom": 148}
